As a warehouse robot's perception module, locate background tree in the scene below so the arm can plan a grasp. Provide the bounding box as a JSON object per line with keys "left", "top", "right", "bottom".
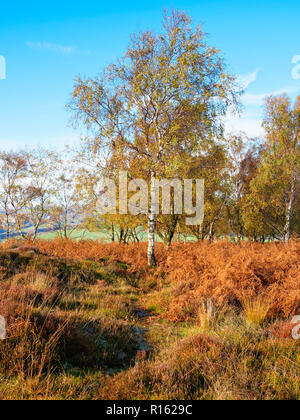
{"left": 242, "top": 95, "right": 300, "bottom": 241}
{"left": 11, "top": 149, "right": 55, "bottom": 240}
{"left": 226, "top": 137, "right": 262, "bottom": 240}
{"left": 179, "top": 139, "right": 232, "bottom": 241}
{"left": 0, "top": 152, "right": 27, "bottom": 239}
{"left": 49, "top": 155, "right": 84, "bottom": 239}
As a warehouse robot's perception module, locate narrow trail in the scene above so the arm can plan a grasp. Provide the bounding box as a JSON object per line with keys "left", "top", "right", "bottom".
{"left": 132, "top": 297, "right": 163, "bottom": 359}
{"left": 132, "top": 306, "right": 154, "bottom": 357}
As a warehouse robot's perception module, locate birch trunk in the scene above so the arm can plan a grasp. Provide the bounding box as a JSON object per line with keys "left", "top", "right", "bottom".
{"left": 5, "top": 210, "right": 10, "bottom": 240}
{"left": 148, "top": 173, "right": 157, "bottom": 267}
{"left": 283, "top": 174, "right": 296, "bottom": 242}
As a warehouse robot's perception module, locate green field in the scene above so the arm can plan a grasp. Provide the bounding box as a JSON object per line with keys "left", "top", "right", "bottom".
{"left": 37, "top": 229, "right": 110, "bottom": 241}
{"left": 37, "top": 229, "right": 198, "bottom": 243}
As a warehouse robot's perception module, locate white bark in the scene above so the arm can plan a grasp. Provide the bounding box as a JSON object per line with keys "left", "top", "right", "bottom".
{"left": 283, "top": 173, "right": 296, "bottom": 242}
{"left": 148, "top": 173, "right": 157, "bottom": 267}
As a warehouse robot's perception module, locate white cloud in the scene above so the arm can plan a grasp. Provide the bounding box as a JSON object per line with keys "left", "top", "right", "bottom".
{"left": 237, "top": 69, "right": 260, "bottom": 89}
{"left": 225, "top": 81, "right": 300, "bottom": 138}
{"left": 225, "top": 116, "right": 264, "bottom": 138}
{"left": 26, "top": 41, "right": 78, "bottom": 55}
{"left": 224, "top": 69, "right": 263, "bottom": 137}
{"left": 0, "top": 135, "right": 80, "bottom": 152}
{"left": 272, "top": 86, "right": 300, "bottom": 96}
{"left": 0, "top": 138, "right": 35, "bottom": 151}
{"left": 46, "top": 135, "right": 81, "bottom": 150}
{"left": 242, "top": 93, "right": 267, "bottom": 106}
{"left": 237, "top": 68, "right": 300, "bottom": 107}
{"left": 242, "top": 85, "right": 300, "bottom": 106}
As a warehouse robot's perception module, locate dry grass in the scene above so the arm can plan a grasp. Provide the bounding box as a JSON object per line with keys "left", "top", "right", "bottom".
{"left": 0, "top": 239, "right": 299, "bottom": 400}
{"left": 242, "top": 294, "right": 271, "bottom": 326}
{"left": 28, "top": 238, "right": 300, "bottom": 320}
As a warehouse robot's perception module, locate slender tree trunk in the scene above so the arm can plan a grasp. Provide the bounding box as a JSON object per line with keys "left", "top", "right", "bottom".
{"left": 119, "top": 228, "right": 124, "bottom": 243}
{"left": 208, "top": 197, "right": 227, "bottom": 241}
{"left": 111, "top": 223, "right": 115, "bottom": 242}
{"left": 5, "top": 210, "right": 10, "bottom": 240}
{"left": 132, "top": 228, "right": 140, "bottom": 243}
{"left": 64, "top": 211, "right": 68, "bottom": 239}
{"left": 166, "top": 215, "right": 179, "bottom": 249}
{"left": 148, "top": 173, "right": 157, "bottom": 267}
{"left": 13, "top": 209, "right": 26, "bottom": 239}
{"left": 208, "top": 221, "right": 215, "bottom": 241}
{"left": 283, "top": 174, "right": 296, "bottom": 242}
{"left": 166, "top": 231, "right": 175, "bottom": 250}
{"left": 123, "top": 229, "right": 129, "bottom": 244}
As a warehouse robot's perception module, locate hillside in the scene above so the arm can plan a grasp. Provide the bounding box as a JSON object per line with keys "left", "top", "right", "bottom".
{"left": 0, "top": 240, "right": 299, "bottom": 400}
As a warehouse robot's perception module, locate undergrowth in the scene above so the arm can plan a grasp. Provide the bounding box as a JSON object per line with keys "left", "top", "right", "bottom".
{"left": 0, "top": 239, "right": 299, "bottom": 400}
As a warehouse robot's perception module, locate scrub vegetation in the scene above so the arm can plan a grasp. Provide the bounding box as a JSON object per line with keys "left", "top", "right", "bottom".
{"left": 0, "top": 239, "right": 299, "bottom": 400}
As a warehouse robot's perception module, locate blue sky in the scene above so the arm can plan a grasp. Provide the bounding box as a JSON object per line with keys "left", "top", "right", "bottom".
{"left": 0, "top": 0, "right": 300, "bottom": 151}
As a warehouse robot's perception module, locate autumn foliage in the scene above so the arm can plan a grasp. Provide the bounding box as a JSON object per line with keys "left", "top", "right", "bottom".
{"left": 31, "top": 239, "right": 300, "bottom": 321}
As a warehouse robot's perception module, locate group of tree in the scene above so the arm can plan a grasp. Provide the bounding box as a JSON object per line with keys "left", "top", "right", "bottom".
{"left": 0, "top": 10, "right": 299, "bottom": 267}
{"left": 0, "top": 149, "right": 84, "bottom": 240}
{"left": 68, "top": 10, "right": 300, "bottom": 265}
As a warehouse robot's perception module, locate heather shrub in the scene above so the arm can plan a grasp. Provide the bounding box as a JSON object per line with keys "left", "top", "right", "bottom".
{"left": 0, "top": 239, "right": 299, "bottom": 400}
{"left": 0, "top": 249, "right": 138, "bottom": 380}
